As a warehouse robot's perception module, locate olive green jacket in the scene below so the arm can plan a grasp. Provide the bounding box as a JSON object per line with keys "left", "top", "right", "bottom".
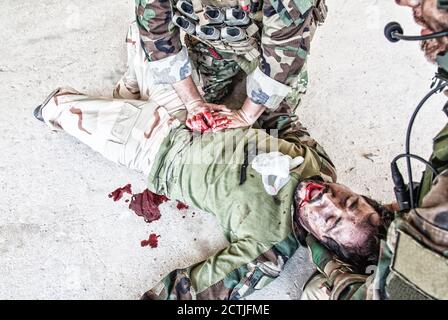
{"left": 144, "top": 126, "right": 336, "bottom": 299}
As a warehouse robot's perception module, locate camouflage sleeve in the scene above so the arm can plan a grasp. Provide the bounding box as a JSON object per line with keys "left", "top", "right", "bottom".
{"left": 301, "top": 235, "right": 372, "bottom": 300}
{"left": 135, "top": 0, "right": 192, "bottom": 84}
{"left": 141, "top": 238, "right": 293, "bottom": 300}
{"left": 246, "top": 0, "right": 314, "bottom": 109}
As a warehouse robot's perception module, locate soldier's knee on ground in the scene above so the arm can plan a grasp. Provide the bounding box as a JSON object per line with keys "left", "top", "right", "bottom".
{"left": 113, "top": 77, "right": 141, "bottom": 100}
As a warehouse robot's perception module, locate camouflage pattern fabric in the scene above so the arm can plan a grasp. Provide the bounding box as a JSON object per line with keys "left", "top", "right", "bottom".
{"left": 39, "top": 22, "right": 190, "bottom": 175}
{"left": 188, "top": 41, "right": 241, "bottom": 103}
{"left": 117, "top": 20, "right": 311, "bottom": 136}
{"left": 40, "top": 87, "right": 180, "bottom": 176}
{"left": 135, "top": 0, "right": 183, "bottom": 62}
{"left": 367, "top": 169, "right": 448, "bottom": 300}
{"left": 115, "top": 21, "right": 190, "bottom": 121}
{"left": 254, "top": 63, "right": 309, "bottom": 138}
{"left": 418, "top": 124, "right": 448, "bottom": 205}
{"left": 134, "top": 0, "right": 321, "bottom": 110}
{"left": 350, "top": 125, "right": 448, "bottom": 300}
{"left": 144, "top": 235, "right": 298, "bottom": 300}
{"left": 39, "top": 3, "right": 334, "bottom": 299}
{"left": 245, "top": 1, "right": 314, "bottom": 109}
{"left": 409, "top": 169, "right": 448, "bottom": 251}
{"left": 187, "top": 37, "right": 311, "bottom": 138}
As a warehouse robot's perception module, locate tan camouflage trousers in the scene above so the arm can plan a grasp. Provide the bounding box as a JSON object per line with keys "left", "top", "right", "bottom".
{"left": 40, "top": 22, "right": 198, "bottom": 174}
{"left": 41, "top": 88, "right": 180, "bottom": 175}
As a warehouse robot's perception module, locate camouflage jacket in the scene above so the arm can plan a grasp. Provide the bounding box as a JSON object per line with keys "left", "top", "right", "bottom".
{"left": 134, "top": 0, "right": 319, "bottom": 110}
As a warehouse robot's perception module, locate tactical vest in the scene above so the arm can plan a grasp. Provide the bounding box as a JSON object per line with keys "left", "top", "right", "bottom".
{"left": 384, "top": 125, "right": 448, "bottom": 300}
{"left": 173, "top": 0, "right": 328, "bottom": 62}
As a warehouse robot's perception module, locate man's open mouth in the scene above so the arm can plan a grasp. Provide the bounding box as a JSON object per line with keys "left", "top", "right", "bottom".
{"left": 299, "top": 182, "right": 326, "bottom": 208}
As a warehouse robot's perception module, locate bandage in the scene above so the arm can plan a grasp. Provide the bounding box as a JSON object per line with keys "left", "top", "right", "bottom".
{"left": 252, "top": 152, "right": 304, "bottom": 195}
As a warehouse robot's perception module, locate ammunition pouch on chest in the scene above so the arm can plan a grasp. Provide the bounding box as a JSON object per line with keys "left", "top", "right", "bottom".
{"left": 385, "top": 217, "right": 448, "bottom": 300}
{"left": 173, "top": 0, "right": 328, "bottom": 62}
{"left": 174, "top": 0, "right": 262, "bottom": 61}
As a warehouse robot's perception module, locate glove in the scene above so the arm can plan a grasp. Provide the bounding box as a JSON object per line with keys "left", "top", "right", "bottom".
{"left": 252, "top": 152, "right": 304, "bottom": 195}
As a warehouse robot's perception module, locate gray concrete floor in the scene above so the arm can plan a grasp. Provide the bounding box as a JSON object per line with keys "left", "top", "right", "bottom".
{"left": 0, "top": 0, "right": 446, "bottom": 299}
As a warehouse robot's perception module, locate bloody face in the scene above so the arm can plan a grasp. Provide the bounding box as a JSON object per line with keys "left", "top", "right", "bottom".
{"left": 295, "top": 181, "right": 382, "bottom": 258}
{"left": 396, "top": 0, "right": 448, "bottom": 62}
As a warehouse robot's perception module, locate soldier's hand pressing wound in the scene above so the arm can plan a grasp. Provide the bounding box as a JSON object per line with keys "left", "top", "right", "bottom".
{"left": 215, "top": 110, "right": 253, "bottom": 129}
{"left": 186, "top": 100, "right": 231, "bottom": 132}
{"left": 187, "top": 113, "right": 230, "bottom": 133}
{"left": 215, "top": 99, "right": 267, "bottom": 130}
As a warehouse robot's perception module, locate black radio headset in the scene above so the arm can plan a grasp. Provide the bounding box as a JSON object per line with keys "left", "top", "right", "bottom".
{"left": 384, "top": 0, "right": 448, "bottom": 210}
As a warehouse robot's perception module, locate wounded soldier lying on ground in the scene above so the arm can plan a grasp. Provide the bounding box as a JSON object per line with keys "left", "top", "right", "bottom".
{"left": 33, "top": 21, "right": 392, "bottom": 300}
{"left": 34, "top": 84, "right": 395, "bottom": 299}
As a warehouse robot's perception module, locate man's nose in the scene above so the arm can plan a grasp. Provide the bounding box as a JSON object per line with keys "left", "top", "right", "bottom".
{"left": 395, "top": 0, "right": 421, "bottom": 8}
{"left": 324, "top": 192, "right": 345, "bottom": 211}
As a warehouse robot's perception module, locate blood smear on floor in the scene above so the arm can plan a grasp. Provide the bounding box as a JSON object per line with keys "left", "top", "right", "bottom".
{"left": 176, "top": 201, "right": 189, "bottom": 210}
{"left": 141, "top": 233, "right": 160, "bottom": 248}
{"left": 108, "top": 184, "right": 132, "bottom": 202}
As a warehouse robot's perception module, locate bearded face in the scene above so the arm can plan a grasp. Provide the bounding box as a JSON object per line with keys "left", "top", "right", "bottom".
{"left": 411, "top": 0, "right": 448, "bottom": 62}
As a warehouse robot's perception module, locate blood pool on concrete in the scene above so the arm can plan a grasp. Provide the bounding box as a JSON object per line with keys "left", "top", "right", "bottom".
{"left": 129, "top": 189, "right": 169, "bottom": 223}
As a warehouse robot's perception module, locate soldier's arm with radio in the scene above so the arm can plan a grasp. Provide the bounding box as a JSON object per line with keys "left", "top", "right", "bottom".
{"left": 135, "top": 0, "right": 230, "bottom": 131}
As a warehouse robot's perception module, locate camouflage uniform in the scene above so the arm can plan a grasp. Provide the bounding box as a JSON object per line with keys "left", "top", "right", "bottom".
{"left": 40, "top": 22, "right": 190, "bottom": 176}
{"left": 134, "top": 0, "right": 327, "bottom": 134}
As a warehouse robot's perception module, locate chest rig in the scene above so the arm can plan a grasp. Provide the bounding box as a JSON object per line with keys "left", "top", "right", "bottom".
{"left": 172, "top": 0, "right": 263, "bottom": 62}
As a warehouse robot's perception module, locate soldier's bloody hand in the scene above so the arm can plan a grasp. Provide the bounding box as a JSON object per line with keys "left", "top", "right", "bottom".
{"left": 213, "top": 109, "right": 252, "bottom": 129}
{"left": 186, "top": 101, "right": 231, "bottom": 132}
{"left": 186, "top": 112, "right": 230, "bottom": 132}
